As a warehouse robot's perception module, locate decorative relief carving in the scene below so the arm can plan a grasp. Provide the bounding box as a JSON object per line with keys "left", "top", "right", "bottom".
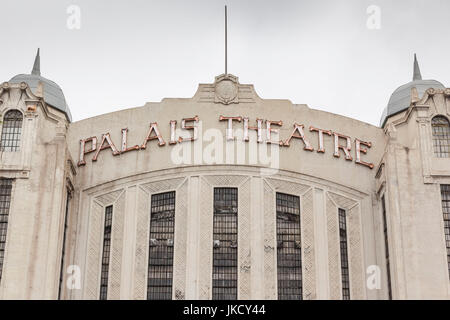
{"left": 0, "top": 82, "right": 41, "bottom": 115}
{"left": 108, "top": 191, "right": 126, "bottom": 299}
{"left": 263, "top": 181, "right": 277, "bottom": 299}
{"left": 414, "top": 88, "right": 450, "bottom": 110}
{"left": 326, "top": 191, "right": 364, "bottom": 299}
{"left": 0, "top": 83, "right": 8, "bottom": 107}
{"left": 302, "top": 188, "right": 316, "bottom": 300}
{"left": 348, "top": 205, "right": 365, "bottom": 299}
{"left": 196, "top": 74, "right": 256, "bottom": 104}
{"left": 426, "top": 88, "right": 436, "bottom": 96}
{"left": 447, "top": 94, "right": 450, "bottom": 117}
{"left": 85, "top": 201, "right": 104, "bottom": 299}
{"left": 203, "top": 175, "right": 247, "bottom": 187}
{"left": 141, "top": 177, "right": 184, "bottom": 194}
{"left": 238, "top": 179, "right": 251, "bottom": 299}
{"left": 430, "top": 93, "right": 447, "bottom": 116}
{"left": 85, "top": 189, "right": 125, "bottom": 299}
{"left": 265, "top": 178, "right": 310, "bottom": 195}
{"left": 95, "top": 189, "right": 124, "bottom": 206}
{"left": 326, "top": 195, "right": 341, "bottom": 300}
{"left": 3, "top": 87, "right": 23, "bottom": 112}
{"left": 215, "top": 74, "right": 239, "bottom": 105}
{"left": 328, "top": 191, "right": 358, "bottom": 210}
{"left": 132, "top": 187, "right": 150, "bottom": 299}
{"left": 173, "top": 180, "right": 188, "bottom": 300}
{"left": 198, "top": 177, "right": 214, "bottom": 299}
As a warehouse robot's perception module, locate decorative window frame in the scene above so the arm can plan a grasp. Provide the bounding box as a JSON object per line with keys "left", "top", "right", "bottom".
{"left": 146, "top": 190, "right": 177, "bottom": 300}
{"left": 430, "top": 115, "right": 450, "bottom": 158}
{"left": 200, "top": 175, "right": 249, "bottom": 300}
{"left": 0, "top": 109, "right": 24, "bottom": 152}
{"left": 84, "top": 188, "right": 124, "bottom": 300}
{"left": 326, "top": 191, "right": 365, "bottom": 300}
{"left": 264, "top": 177, "right": 314, "bottom": 300}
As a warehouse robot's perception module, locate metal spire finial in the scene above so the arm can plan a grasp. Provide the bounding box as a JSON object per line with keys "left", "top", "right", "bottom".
{"left": 32, "top": 48, "right": 41, "bottom": 76}
{"left": 225, "top": 5, "right": 228, "bottom": 75}
{"left": 413, "top": 53, "right": 422, "bottom": 81}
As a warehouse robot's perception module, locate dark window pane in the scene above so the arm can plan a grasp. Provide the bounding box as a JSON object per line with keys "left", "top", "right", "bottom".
{"left": 441, "top": 185, "right": 450, "bottom": 280}
{"left": 0, "top": 179, "right": 13, "bottom": 282}
{"left": 99, "top": 205, "right": 113, "bottom": 300}
{"left": 0, "top": 110, "right": 23, "bottom": 152}
{"left": 276, "top": 192, "right": 302, "bottom": 300}
{"left": 212, "top": 188, "right": 238, "bottom": 300}
{"left": 432, "top": 116, "right": 450, "bottom": 158}
{"left": 339, "top": 208, "right": 350, "bottom": 300}
{"left": 147, "top": 191, "right": 175, "bottom": 300}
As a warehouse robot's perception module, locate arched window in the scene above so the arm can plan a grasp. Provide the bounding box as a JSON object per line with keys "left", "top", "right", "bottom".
{"left": 432, "top": 116, "right": 450, "bottom": 158}
{"left": 0, "top": 110, "right": 23, "bottom": 152}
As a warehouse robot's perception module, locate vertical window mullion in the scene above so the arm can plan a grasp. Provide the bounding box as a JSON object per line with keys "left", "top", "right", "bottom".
{"left": 99, "top": 205, "right": 113, "bottom": 300}
{"left": 0, "top": 178, "right": 13, "bottom": 283}
{"left": 276, "top": 192, "right": 302, "bottom": 300}
{"left": 212, "top": 187, "right": 238, "bottom": 300}
{"left": 147, "top": 191, "right": 175, "bottom": 300}
{"left": 339, "top": 208, "right": 350, "bottom": 300}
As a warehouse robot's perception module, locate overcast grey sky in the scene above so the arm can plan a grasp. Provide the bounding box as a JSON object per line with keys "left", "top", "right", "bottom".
{"left": 1, "top": 0, "right": 449, "bottom": 126}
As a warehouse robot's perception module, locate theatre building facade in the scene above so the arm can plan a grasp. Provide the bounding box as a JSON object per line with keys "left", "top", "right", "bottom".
{"left": 0, "top": 51, "right": 449, "bottom": 300}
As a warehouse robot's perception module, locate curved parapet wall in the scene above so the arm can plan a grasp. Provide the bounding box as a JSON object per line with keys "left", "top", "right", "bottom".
{"left": 67, "top": 74, "right": 385, "bottom": 194}
{"left": 65, "top": 75, "right": 387, "bottom": 300}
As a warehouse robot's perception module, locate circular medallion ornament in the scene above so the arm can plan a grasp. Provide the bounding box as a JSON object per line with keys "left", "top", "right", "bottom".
{"left": 214, "top": 74, "right": 239, "bottom": 105}
{"left": 216, "top": 79, "right": 238, "bottom": 104}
